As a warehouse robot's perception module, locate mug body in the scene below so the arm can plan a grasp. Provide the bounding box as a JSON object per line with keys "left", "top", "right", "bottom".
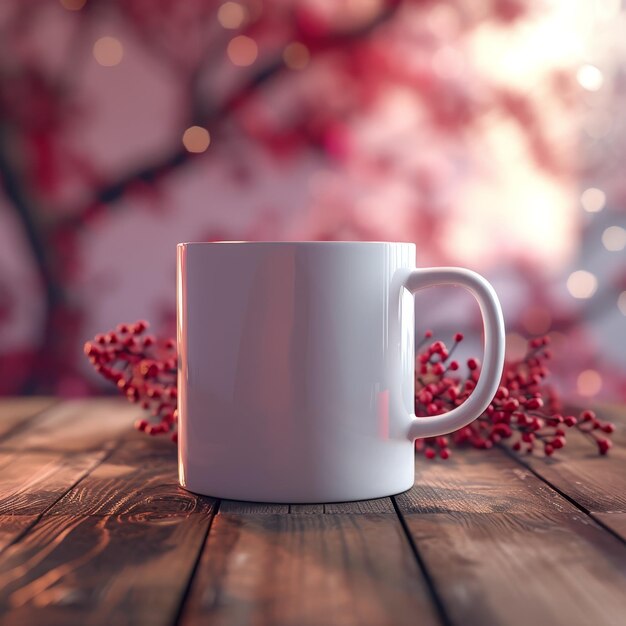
{"left": 177, "top": 241, "right": 417, "bottom": 502}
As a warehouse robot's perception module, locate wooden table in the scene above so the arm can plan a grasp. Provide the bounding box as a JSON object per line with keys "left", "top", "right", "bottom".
{"left": 0, "top": 398, "right": 624, "bottom": 626}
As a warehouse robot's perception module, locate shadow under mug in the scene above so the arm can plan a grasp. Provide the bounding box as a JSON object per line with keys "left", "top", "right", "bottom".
{"left": 177, "top": 241, "right": 505, "bottom": 503}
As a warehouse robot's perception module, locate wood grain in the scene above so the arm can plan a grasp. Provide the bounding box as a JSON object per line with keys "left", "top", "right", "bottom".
{"left": 396, "top": 446, "right": 626, "bottom": 626}
{"left": 179, "top": 512, "right": 440, "bottom": 626}
{"left": 403, "top": 511, "right": 626, "bottom": 626}
{"left": 0, "top": 398, "right": 57, "bottom": 440}
{"left": 0, "top": 510, "right": 215, "bottom": 626}
{"left": 0, "top": 400, "right": 143, "bottom": 552}
{"left": 594, "top": 512, "right": 626, "bottom": 541}
{"left": 0, "top": 398, "right": 141, "bottom": 453}
{"left": 0, "top": 417, "right": 216, "bottom": 626}
{"left": 395, "top": 447, "right": 567, "bottom": 515}
{"left": 505, "top": 407, "right": 626, "bottom": 515}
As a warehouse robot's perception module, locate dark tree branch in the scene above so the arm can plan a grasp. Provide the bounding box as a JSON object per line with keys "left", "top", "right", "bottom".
{"left": 55, "top": 1, "right": 401, "bottom": 232}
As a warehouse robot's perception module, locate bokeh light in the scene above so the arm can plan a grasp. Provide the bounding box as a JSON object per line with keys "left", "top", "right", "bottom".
{"left": 580, "top": 187, "right": 606, "bottom": 212}
{"left": 283, "top": 42, "right": 310, "bottom": 70}
{"left": 182, "top": 126, "right": 211, "bottom": 153}
{"left": 521, "top": 306, "right": 552, "bottom": 335}
{"left": 576, "top": 64, "right": 604, "bottom": 91}
{"left": 601, "top": 225, "right": 626, "bottom": 251}
{"left": 93, "top": 36, "right": 124, "bottom": 67}
{"left": 618, "top": 292, "right": 626, "bottom": 316}
{"left": 566, "top": 270, "right": 598, "bottom": 299}
{"left": 217, "top": 2, "right": 247, "bottom": 29}
{"left": 227, "top": 35, "right": 258, "bottom": 67}
{"left": 577, "top": 369, "right": 603, "bottom": 397}
{"left": 505, "top": 332, "right": 527, "bottom": 361}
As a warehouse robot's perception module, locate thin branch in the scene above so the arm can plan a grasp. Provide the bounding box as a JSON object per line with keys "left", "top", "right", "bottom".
{"left": 55, "top": 1, "right": 401, "bottom": 231}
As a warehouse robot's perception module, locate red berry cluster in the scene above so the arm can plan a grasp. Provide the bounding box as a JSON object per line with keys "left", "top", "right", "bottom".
{"left": 84, "top": 321, "right": 178, "bottom": 442}
{"left": 85, "top": 321, "right": 615, "bottom": 459}
{"left": 414, "top": 332, "right": 615, "bottom": 459}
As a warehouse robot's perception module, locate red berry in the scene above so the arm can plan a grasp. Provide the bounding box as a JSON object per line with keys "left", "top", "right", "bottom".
{"left": 427, "top": 403, "right": 439, "bottom": 415}
{"left": 496, "top": 386, "right": 509, "bottom": 400}
{"left": 544, "top": 444, "right": 554, "bottom": 456}
{"left": 467, "top": 358, "right": 479, "bottom": 370}
{"left": 512, "top": 441, "right": 521, "bottom": 451}
{"left": 171, "top": 432, "right": 178, "bottom": 443}
{"left": 424, "top": 330, "right": 433, "bottom": 338}
{"left": 502, "top": 398, "right": 519, "bottom": 412}
{"left": 564, "top": 415, "right": 577, "bottom": 427}
{"left": 132, "top": 320, "right": 148, "bottom": 334}
{"left": 439, "top": 448, "right": 450, "bottom": 460}
{"left": 116, "top": 323, "right": 129, "bottom": 334}
{"left": 602, "top": 423, "right": 615, "bottom": 434}
{"left": 418, "top": 390, "right": 433, "bottom": 404}
{"left": 449, "top": 361, "right": 459, "bottom": 371}
{"left": 454, "top": 332, "right": 464, "bottom": 342}
{"left": 425, "top": 448, "right": 436, "bottom": 460}
{"left": 135, "top": 419, "right": 148, "bottom": 432}
{"left": 581, "top": 410, "right": 596, "bottom": 421}
{"left": 525, "top": 397, "right": 543, "bottom": 410}
{"left": 552, "top": 436, "right": 565, "bottom": 449}
{"left": 433, "top": 363, "right": 445, "bottom": 376}
{"left": 598, "top": 438, "right": 612, "bottom": 455}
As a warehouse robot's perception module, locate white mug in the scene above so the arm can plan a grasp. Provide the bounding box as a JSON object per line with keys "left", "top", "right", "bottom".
{"left": 177, "top": 241, "right": 505, "bottom": 503}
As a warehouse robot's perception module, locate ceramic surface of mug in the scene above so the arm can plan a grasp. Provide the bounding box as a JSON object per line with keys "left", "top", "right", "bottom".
{"left": 177, "top": 241, "right": 505, "bottom": 502}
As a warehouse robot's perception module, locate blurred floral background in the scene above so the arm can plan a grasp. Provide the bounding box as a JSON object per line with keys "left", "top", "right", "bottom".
{"left": 0, "top": 0, "right": 624, "bottom": 400}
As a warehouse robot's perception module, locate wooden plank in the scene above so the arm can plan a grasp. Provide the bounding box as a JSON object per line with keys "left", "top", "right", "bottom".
{"left": 0, "top": 400, "right": 144, "bottom": 552}
{"left": 289, "top": 504, "right": 325, "bottom": 514}
{"left": 324, "top": 498, "right": 395, "bottom": 514}
{"left": 0, "top": 398, "right": 141, "bottom": 453}
{"left": 505, "top": 406, "right": 626, "bottom": 515}
{"left": 0, "top": 419, "right": 216, "bottom": 626}
{"left": 594, "top": 512, "right": 626, "bottom": 541}
{"left": 396, "top": 448, "right": 626, "bottom": 626}
{"left": 404, "top": 511, "right": 626, "bottom": 626}
{"left": 52, "top": 431, "right": 182, "bottom": 516}
{"left": 219, "top": 501, "right": 289, "bottom": 514}
{"left": 222, "top": 498, "right": 395, "bottom": 515}
{"left": 0, "top": 509, "right": 215, "bottom": 626}
{"left": 0, "top": 398, "right": 57, "bottom": 440}
{"left": 178, "top": 512, "right": 440, "bottom": 626}
{"left": 395, "top": 447, "right": 567, "bottom": 515}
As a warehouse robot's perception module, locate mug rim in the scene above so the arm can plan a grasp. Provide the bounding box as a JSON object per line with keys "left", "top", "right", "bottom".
{"left": 177, "top": 241, "right": 416, "bottom": 247}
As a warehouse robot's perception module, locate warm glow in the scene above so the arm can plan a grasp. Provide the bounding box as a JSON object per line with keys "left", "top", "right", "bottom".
{"left": 60, "top": 0, "right": 86, "bottom": 10}
{"left": 432, "top": 46, "right": 464, "bottom": 79}
{"left": 505, "top": 332, "right": 527, "bottom": 361}
{"left": 618, "top": 291, "right": 626, "bottom": 316}
{"left": 580, "top": 187, "right": 606, "bottom": 212}
{"left": 521, "top": 306, "right": 552, "bottom": 335}
{"left": 227, "top": 35, "right": 258, "bottom": 66}
{"left": 93, "top": 37, "right": 124, "bottom": 67}
{"left": 217, "top": 2, "right": 247, "bottom": 29}
{"left": 577, "top": 369, "right": 602, "bottom": 397}
{"left": 566, "top": 270, "right": 597, "bottom": 299}
{"left": 576, "top": 64, "right": 604, "bottom": 91}
{"left": 283, "top": 42, "right": 310, "bottom": 70}
{"left": 182, "top": 126, "right": 211, "bottom": 153}
{"left": 602, "top": 226, "right": 626, "bottom": 251}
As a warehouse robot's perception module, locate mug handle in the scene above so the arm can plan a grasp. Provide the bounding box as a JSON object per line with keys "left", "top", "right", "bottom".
{"left": 404, "top": 267, "right": 506, "bottom": 440}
